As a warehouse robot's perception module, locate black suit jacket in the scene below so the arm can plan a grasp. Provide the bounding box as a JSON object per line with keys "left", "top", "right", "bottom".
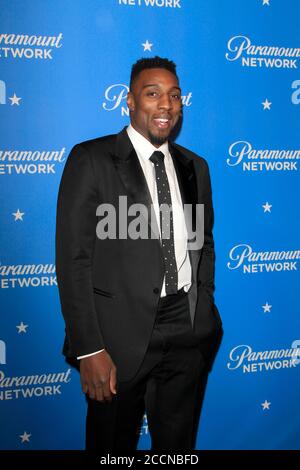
{"left": 55, "top": 127, "right": 222, "bottom": 381}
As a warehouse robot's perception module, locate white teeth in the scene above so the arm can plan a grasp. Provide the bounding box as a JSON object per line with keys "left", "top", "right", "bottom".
{"left": 158, "top": 119, "right": 168, "bottom": 123}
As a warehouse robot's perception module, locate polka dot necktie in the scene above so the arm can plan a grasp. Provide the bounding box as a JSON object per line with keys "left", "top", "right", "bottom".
{"left": 150, "top": 151, "right": 178, "bottom": 294}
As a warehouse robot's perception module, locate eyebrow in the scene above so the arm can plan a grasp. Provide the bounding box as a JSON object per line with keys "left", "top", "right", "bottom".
{"left": 142, "top": 84, "right": 182, "bottom": 92}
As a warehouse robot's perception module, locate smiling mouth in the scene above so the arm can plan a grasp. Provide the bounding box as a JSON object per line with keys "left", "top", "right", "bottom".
{"left": 153, "top": 118, "right": 171, "bottom": 129}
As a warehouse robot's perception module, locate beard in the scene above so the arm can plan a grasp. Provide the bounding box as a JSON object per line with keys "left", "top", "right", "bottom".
{"left": 148, "top": 130, "right": 169, "bottom": 147}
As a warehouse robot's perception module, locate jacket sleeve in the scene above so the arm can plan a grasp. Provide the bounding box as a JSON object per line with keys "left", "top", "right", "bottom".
{"left": 195, "top": 158, "right": 222, "bottom": 367}
{"left": 55, "top": 143, "right": 105, "bottom": 357}
{"left": 197, "top": 158, "right": 216, "bottom": 302}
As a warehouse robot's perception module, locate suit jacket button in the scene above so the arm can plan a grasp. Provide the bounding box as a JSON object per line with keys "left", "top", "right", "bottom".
{"left": 153, "top": 288, "right": 160, "bottom": 294}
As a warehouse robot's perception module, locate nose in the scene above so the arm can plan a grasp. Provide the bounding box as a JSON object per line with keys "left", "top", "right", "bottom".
{"left": 158, "top": 93, "right": 172, "bottom": 110}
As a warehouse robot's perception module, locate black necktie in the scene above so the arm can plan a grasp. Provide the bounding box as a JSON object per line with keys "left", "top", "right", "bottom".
{"left": 150, "top": 151, "right": 178, "bottom": 294}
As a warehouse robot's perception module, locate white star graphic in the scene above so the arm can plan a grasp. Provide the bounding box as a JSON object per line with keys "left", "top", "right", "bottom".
{"left": 9, "top": 93, "right": 22, "bottom": 106}
{"left": 262, "top": 98, "right": 272, "bottom": 110}
{"left": 142, "top": 40, "right": 153, "bottom": 52}
{"left": 16, "top": 322, "right": 28, "bottom": 333}
{"left": 262, "top": 302, "right": 272, "bottom": 313}
{"left": 261, "top": 400, "right": 271, "bottom": 410}
{"left": 262, "top": 0, "right": 270, "bottom": 5}
{"left": 12, "top": 209, "right": 25, "bottom": 221}
{"left": 20, "top": 431, "right": 31, "bottom": 443}
{"left": 262, "top": 202, "right": 272, "bottom": 213}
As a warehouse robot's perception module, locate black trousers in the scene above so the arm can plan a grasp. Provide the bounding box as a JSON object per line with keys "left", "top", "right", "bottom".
{"left": 86, "top": 289, "right": 208, "bottom": 452}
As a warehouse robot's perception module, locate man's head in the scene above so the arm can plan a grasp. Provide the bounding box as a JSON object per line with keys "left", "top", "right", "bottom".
{"left": 127, "top": 57, "right": 182, "bottom": 147}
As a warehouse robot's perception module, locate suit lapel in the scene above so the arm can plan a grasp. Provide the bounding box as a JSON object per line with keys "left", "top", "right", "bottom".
{"left": 112, "top": 127, "right": 160, "bottom": 240}
{"left": 169, "top": 143, "right": 198, "bottom": 233}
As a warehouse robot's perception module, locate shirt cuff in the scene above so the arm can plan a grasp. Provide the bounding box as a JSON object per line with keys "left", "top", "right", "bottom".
{"left": 77, "top": 349, "right": 105, "bottom": 360}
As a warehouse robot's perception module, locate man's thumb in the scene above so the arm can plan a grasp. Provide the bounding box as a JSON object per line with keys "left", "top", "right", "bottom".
{"left": 110, "top": 369, "right": 117, "bottom": 394}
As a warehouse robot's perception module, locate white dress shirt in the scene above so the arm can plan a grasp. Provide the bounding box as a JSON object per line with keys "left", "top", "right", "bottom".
{"left": 78, "top": 125, "right": 191, "bottom": 359}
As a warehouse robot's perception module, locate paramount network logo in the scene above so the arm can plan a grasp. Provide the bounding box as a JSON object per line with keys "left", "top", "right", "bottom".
{"left": 118, "top": 0, "right": 181, "bottom": 8}
{"left": 102, "top": 84, "right": 192, "bottom": 115}
{"left": 0, "top": 33, "right": 63, "bottom": 60}
{"left": 227, "top": 244, "right": 299, "bottom": 274}
{"left": 0, "top": 262, "right": 57, "bottom": 289}
{"left": 0, "top": 147, "right": 66, "bottom": 175}
{"left": 0, "top": 341, "right": 71, "bottom": 401}
{"left": 227, "top": 141, "right": 299, "bottom": 172}
{"left": 0, "top": 368, "right": 72, "bottom": 400}
{"left": 0, "top": 340, "right": 6, "bottom": 365}
{"left": 226, "top": 35, "right": 300, "bottom": 69}
{"left": 227, "top": 342, "right": 300, "bottom": 374}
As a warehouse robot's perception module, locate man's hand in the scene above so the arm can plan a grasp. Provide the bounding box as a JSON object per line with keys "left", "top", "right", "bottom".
{"left": 79, "top": 350, "right": 117, "bottom": 402}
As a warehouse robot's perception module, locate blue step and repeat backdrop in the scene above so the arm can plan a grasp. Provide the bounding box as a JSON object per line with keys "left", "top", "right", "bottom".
{"left": 0, "top": 0, "right": 299, "bottom": 451}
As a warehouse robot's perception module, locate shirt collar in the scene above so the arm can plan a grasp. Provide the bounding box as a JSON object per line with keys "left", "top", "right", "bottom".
{"left": 126, "top": 124, "right": 170, "bottom": 161}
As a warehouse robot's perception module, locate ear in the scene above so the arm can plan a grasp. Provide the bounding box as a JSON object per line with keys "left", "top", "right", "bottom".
{"left": 127, "top": 91, "right": 135, "bottom": 112}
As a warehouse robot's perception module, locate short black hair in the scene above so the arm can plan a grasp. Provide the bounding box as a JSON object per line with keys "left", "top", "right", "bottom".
{"left": 130, "top": 56, "right": 178, "bottom": 90}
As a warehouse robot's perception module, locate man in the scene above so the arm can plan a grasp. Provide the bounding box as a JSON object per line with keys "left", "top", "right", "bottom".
{"left": 56, "top": 57, "right": 222, "bottom": 452}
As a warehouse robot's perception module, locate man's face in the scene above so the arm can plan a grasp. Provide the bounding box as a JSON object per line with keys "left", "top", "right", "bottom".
{"left": 127, "top": 68, "right": 182, "bottom": 147}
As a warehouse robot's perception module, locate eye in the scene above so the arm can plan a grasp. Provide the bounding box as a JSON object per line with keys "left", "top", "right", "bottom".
{"left": 171, "top": 93, "right": 181, "bottom": 100}
{"left": 146, "top": 91, "right": 158, "bottom": 97}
